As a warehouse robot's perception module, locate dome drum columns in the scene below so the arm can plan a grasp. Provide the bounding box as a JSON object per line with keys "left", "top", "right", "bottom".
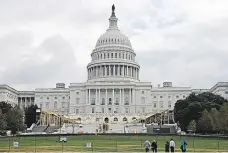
{"left": 88, "top": 64, "right": 139, "bottom": 80}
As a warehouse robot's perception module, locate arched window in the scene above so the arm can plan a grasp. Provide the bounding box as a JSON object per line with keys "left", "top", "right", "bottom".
{"left": 114, "top": 117, "right": 118, "bottom": 122}
{"left": 123, "top": 117, "right": 128, "bottom": 122}
{"left": 54, "top": 101, "right": 57, "bottom": 109}
{"left": 104, "top": 117, "right": 109, "bottom": 123}
{"left": 132, "top": 117, "right": 136, "bottom": 120}
{"left": 101, "top": 54, "right": 102, "bottom": 59}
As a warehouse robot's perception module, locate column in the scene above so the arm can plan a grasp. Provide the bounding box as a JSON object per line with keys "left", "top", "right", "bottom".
{"left": 85, "top": 89, "right": 88, "bottom": 104}
{"left": 113, "top": 89, "right": 114, "bottom": 105}
{"left": 95, "top": 89, "right": 97, "bottom": 104}
{"left": 122, "top": 65, "right": 124, "bottom": 76}
{"left": 25, "top": 97, "right": 27, "bottom": 108}
{"left": 88, "top": 89, "right": 90, "bottom": 104}
{"left": 123, "top": 88, "right": 125, "bottom": 104}
{"left": 106, "top": 89, "right": 108, "bottom": 105}
{"left": 109, "top": 65, "right": 111, "bottom": 76}
{"left": 96, "top": 66, "right": 98, "bottom": 77}
{"left": 129, "top": 89, "right": 132, "bottom": 104}
{"left": 30, "top": 97, "right": 32, "bottom": 105}
{"left": 105, "top": 65, "right": 107, "bottom": 76}
{"left": 137, "top": 68, "right": 139, "bottom": 79}
{"left": 130, "top": 67, "right": 132, "bottom": 77}
{"left": 120, "top": 89, "right": 122, "bottom": 104}
{"left": 99, "top": 89, "right": 101, "bottom": 105}
{"left": 114, "top": 65, "right": 116, "bottom": 76}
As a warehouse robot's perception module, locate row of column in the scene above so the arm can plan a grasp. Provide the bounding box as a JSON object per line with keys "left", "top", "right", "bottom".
{"left": 88, "top": 65, "right": 139, "bottom": 79}
{"left": 18, "top": 97, "right": 35, "bottom": 108}
{"left": 85, "top": 88, "right": 135, "bottom": 106}
{"left": 92, "top": 51, "right": 135, "bottom": 61}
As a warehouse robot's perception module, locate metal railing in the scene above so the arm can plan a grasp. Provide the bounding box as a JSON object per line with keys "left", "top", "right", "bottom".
{"left": 0, "top": 134, "right": 228, "bottom": 152}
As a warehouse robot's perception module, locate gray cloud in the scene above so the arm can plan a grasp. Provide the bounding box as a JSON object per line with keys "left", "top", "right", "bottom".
{"left": 0, "top": 0, "right": 228, "bottom": 90}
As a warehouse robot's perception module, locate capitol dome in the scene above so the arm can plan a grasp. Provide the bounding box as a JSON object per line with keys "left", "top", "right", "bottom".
{"left": 95, "top": 29, "right": 132, "bottom": 48}
{"left": 87, "top": 5, "right": 140, "bottom": 82}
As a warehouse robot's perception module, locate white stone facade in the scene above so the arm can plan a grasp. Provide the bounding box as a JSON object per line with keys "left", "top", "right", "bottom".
{"left": 0, "top": 8, "right": 228, "bottom": 124}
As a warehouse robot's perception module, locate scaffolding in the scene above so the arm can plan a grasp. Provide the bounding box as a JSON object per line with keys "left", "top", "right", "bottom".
{"left": 145, "top": 110, "right": 175, "bottom": 124}
{"left": 39, "top": 111, "right": 80, "bottom": 126}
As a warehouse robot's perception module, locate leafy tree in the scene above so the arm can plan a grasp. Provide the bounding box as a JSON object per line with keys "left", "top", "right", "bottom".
{"left": 218, "top": 103, "right": 228, "bottom": 133}
{"left": 187, "top": 120, "right": 196, "bottom": 133}
{"left": 197, "top": 109, "right": 213, "bottom": 134}
{"left": 24, "top": 104, "right": 38, "bottom": 128}
{"left": 209, "top": 108, "right": 221, "bottom": 133}
{"left": 174, "top": 92, "right": 228, "bottom": 131}
{"left": 6, "top": 106, "right": 24, "bottom": 134}
{"left": 0, "top": 109, "right": 7, "bottom": 131}
{"left": 0, "top": 101, "right": 12, "bottom": 114}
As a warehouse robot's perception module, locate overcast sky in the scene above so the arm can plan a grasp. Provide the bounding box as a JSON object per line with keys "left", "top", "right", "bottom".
{"left": 0, "top": 0, "right": 228, "bottom": 90}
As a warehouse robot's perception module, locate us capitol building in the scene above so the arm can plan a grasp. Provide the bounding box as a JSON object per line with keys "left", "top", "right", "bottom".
{"left": 0, "top": 5, "right": 228, "bottom": 126}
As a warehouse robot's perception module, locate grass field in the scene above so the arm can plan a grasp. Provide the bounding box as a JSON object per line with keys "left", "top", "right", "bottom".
{"left": 0, "top": 135, "right": 228, "bottom": 152}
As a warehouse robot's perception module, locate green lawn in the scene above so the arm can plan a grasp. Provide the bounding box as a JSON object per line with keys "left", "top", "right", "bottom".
{"left": 0, "top": 135, "right": 228, "bottom": 152}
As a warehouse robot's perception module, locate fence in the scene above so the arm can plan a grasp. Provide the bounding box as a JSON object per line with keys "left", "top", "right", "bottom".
{"left": 0, "top": 134, "right": 228, "bottom": 152}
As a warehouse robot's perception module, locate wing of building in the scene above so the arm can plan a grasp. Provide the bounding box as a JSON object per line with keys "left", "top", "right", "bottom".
{"left": 0, "top": 6, "right": 228, "bottom": 128}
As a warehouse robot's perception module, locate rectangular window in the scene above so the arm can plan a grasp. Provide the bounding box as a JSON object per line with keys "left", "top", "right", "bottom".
{"left": 54, "top": 102, "right": 57, "bottom": 109}
{"left": 114, "top": 107, "right": 119, "bottom": 113}
{"left": 62, "top": 96, "right": 65, "bottom": 99}
{"left": 141, "top": 97, "right": 145, "bottom": 104}
{"left": 76, "top": 98, "right": 80, "bottom": 104}
{"left": 76, "top": 109, "right": 79, "bottom": 114}
{"left": 153, "top": 103, "right": 157, "bottom": 108}
{"left": 62, "top": 102, "right": 65, "bottom": 108}
{"left": 160, "top": 102, "right": 163, "bottom": 108}
{"left": 108, "top": 108, "right": 112, "bottom": 113}
{"left": 176, "top": 95, "right": 179, "bottom": 98}
{"left": 125, "top": 107, "right": 129, "bottom": 113}
{"left": 40, "top": 103, "right": 43, "bottom": 108}
{"left": 46, "top": 102, "right": 49, "bottom": 109}
{"left": 142, "top": 107, "right": 145, "bottom": 113}
{"left": 92, "top": 108, "right": 95, "bottom": 113}
{"left": 102, "top": 108, "right": 104, "bottom": 113}
{"left": 225, "top": 91, "right": 228, "bottom": 94}
{"left": 168, "top": 101, "right": 171, "bottom": 108}
{"left": 115, "top": 53, "right": 117, "bottom": 58}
